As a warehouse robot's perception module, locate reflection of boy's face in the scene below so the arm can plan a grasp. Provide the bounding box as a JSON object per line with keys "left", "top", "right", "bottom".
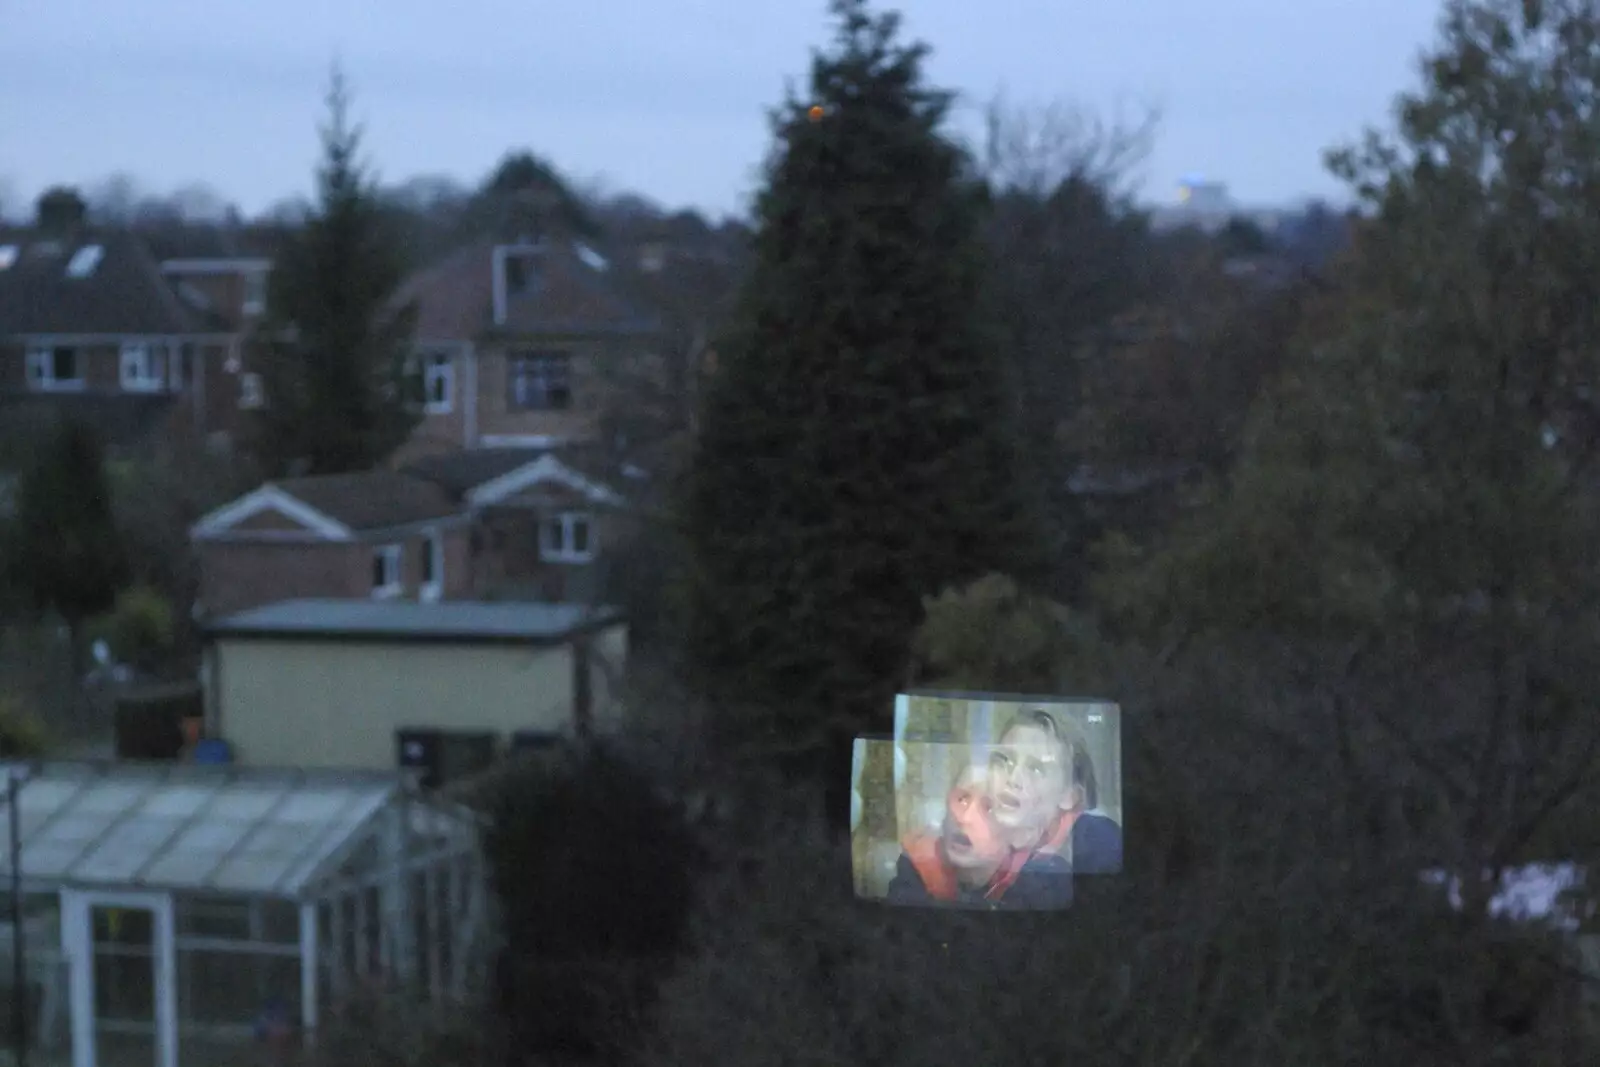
{"left": 988, "top": 723, "right": 1070, "bottom": 834}
{"left": 942, "top": 766, "right": 1008, "bottom": 870}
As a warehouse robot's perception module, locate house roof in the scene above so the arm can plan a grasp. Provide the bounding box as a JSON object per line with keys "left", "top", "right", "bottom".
{"left": 0, "top": 227, "right": 230, "bottom": 336}
{"left": 205, "top": 598, "right": 625, "bottom": 645}
{"left": 400, "top": 445, "right": 628, "bottom": 501}
{"left": 392, "top": 238, "right": 661, "bottom": 341}
{"left": 400, "top": 447, "right": 547, "bottom": 496}
{"left": 269, "top": 471, "right": 463, "bottom": 531}
{"left": 0, "top": 760, "right": 476, "bottom": 899}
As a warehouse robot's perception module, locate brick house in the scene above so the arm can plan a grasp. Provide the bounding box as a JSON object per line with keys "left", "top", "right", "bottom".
{"left": 399, "top": 446, "right": 637, "bottom": 604}
{"left": 385, "top": 236, "right": 662, "bottom": 462}
{"left": 0, "top": 223, "right": 273, "bottom": 455}
{"left": 190, "top": 448, "right": 635, "bottom": 618}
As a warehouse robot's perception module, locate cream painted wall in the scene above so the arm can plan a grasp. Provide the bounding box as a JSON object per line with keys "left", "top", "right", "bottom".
{"left": 212, "top": 638, "right": 576, "bottom": 770}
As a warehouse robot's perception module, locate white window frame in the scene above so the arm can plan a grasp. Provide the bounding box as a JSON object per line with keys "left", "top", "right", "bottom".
{"left": 372, "top": 544, "right": 404, "bottom": 599}
{"left": 242, "top": 269, "right": 268, "bottom": 316}
{"left": 507, "top": 351, "right": 573, "bottom": 411}
{"left": 238, "top": 372, "right": 264, "bottom": 409}
{"left": 419, "top": 530, "right": 444, "bottom": 602}
{"left": 65, "top": 244, "right": 104, "bottom": 278}
{"left": 539, "top": 512, "right": 594, "bottom": 563}
{"left": 25, "top": 344, "right": 83, "bottom": 391}
{"left": 119, "top": 341, "right": 169, "bottom": 393}
{"left": 423, "top": 352, "right": 454, "bottom": 415}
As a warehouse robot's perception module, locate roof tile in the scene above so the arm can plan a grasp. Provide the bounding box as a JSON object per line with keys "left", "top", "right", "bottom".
{"left": 272, "top": 470, "right": 461, "bottom": 531}
{"left": 392, "top": 239, "right": 661, "bottom": 341}
{"left": 0, "top": 227, "right": 228, "bottom": 336}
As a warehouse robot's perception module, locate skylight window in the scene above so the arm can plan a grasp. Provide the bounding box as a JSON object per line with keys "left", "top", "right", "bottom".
{"left": 0, "top": 245, "right": 16, "bottom": 270}
{"left": 65, "top": 244, "right": 104, "bottom": 278}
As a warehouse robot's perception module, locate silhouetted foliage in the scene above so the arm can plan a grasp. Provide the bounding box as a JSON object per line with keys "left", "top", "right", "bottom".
{"left": 463, "top": 150, "right": 600, "bottom": 241}
{"left": 1218, "top": 214, "right": 1271, "bottom": 256}
{"left": 248, "top": 63, "right": 419, "bottom": 475}
{"left": 482, "top": 745, "right": 704, "bottom": 1063}
{"left": 34, "top": 185, "right": 88, "bottom": 232}
{"left": 683, "top": 0, "right": 1043, "bottom": 784}
{"left": 3, "top": 417, "right": 128, "bottom": 669}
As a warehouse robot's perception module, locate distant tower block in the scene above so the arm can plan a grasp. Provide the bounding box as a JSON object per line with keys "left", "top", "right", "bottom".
{"left": 1177, "top": 175, "right": 1231, "bottom": 213}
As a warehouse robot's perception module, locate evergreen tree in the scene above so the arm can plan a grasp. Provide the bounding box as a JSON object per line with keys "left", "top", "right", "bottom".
{"left": 4, "top": 418, "right": 128, "bottom": 673}
{"left": 1100, "top": 0, "right": 1600, "bottom": 916}
{"left": 249, "top": 63, "right": 418, "bottom": 475}
{"left": 682, "top": 0, "right": 1041, "bottom": 770}
{"left": 461, "top": 150, "right": 601, "bottom": 241}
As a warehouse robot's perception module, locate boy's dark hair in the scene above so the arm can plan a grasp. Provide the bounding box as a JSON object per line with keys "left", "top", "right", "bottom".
{"left": 1005, "top": 708, "right": 1098, "bottom": 810}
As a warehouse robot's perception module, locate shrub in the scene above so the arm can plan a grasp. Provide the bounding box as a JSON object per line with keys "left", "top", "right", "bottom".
{"left": 0, "top": 694, "right": 48, "bottom": 756}
{"left": 308, "top": 985, "right": 499, "bottom": 1067}
{"left": 87, "top": 585, "right": 176, "bottom": 672}
{"left": 482, "top": 744, "right": 706, "bottom": 1062}
{"left": 909, "top": 572, "right": 1105, "bottom": 692}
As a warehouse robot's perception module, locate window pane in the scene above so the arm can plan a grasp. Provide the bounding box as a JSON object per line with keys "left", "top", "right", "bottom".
{"left": 421, "top": 540, "right": 435, "bottom": 583}
{"left": 53, "top": 347, "right": 75, "bottom": 380}
{"left": 544, "top": 520, "right": 565, "bottom": 554}
{"left": 571, "top": 519, "right": 590, "bottom": 554}
{"left": 372, "top": 552, "right": 387, "bottom": 588}
{"left": 507, "top": 352, "right": 571, "bottom": 411}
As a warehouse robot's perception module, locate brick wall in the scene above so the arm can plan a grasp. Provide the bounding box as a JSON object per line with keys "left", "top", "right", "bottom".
{"left": 196, "top": 540, "right": 367, "bottom": 618}
{"left": 475, "top": 340, "right": 606, "bottom": 442}
{"left": 472, "top": 509, "right": 635, "bottom": 603}
{"left": 0, "top": 342, "right": 23, "bottom": 389}
{"left": 197, "top": 523, "right": 477, "bottom": 618}
{"left": 81, "top": 344, "right": 120, "bottom": 389}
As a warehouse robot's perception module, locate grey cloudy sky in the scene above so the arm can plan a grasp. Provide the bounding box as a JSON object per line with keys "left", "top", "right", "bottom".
{"left": 0, "top": 0, "right": 1442, "bottom": 221}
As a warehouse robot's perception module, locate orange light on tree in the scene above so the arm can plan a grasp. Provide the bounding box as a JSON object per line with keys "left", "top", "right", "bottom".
{"left": 808, "top": 105, "right": 825, "bottom": 123}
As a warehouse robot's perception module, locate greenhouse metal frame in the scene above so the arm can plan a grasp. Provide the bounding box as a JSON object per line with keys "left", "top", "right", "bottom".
{"left": 0, "top": 760, "right": 487, "bottom": 1067}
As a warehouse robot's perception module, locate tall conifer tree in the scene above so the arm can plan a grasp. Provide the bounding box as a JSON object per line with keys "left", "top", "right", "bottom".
{"left": 683, "top": 0, "right": 1041, "bottom": 767}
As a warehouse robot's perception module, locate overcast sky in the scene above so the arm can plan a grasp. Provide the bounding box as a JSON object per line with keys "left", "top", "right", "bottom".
{"left": 0, "top": 0, "right": 1442, "bottom": 222}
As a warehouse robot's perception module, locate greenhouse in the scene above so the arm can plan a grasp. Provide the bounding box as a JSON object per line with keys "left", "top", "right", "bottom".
{"left": 0, "top": 760, "right": 487, "bottom": 1067}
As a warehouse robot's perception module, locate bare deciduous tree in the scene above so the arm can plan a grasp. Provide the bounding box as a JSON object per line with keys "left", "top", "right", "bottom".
{"left": 981, "top": 90, "right": 1161, "bottom": 198}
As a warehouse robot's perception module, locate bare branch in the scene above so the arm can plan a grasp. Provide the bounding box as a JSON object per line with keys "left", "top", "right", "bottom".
{"left": 1365, "top": 699, "right": 1475, "bottom": 807}
{"left": 981, "top": 91, "right": 1161, "bottom": 198}
{"left": 1492, "top": 707, "right": 1600, "bottom": 867}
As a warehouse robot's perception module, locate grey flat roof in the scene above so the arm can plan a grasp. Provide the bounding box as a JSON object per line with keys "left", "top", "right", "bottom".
{"left": 205, "top": 598, "right": 625, "bottom": 645}
{"left": 0, "top": 761, "right": 476, "bottom": 899}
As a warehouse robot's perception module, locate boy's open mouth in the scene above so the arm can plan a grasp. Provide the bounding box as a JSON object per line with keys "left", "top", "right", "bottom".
{"left": 948, "top": 832, "right": 972, "bottom": 850}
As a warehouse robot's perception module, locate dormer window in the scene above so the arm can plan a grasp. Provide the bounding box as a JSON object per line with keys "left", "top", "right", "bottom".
{"left": 65, "top": 245, "right": 104, "bottom": 278}
{"left": 505, "top": 254, "right": 540, "bottom": 294}
{"left": 492, "top": 244, "right": 544, "bottom": 325}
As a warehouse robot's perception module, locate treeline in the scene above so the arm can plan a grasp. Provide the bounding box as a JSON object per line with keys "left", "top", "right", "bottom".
{"left": 433, "top": 1, "right": 1600, "bottom": 1066}
{"left": 16, "top": 0, "right": 1600, "bottom": 1060}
